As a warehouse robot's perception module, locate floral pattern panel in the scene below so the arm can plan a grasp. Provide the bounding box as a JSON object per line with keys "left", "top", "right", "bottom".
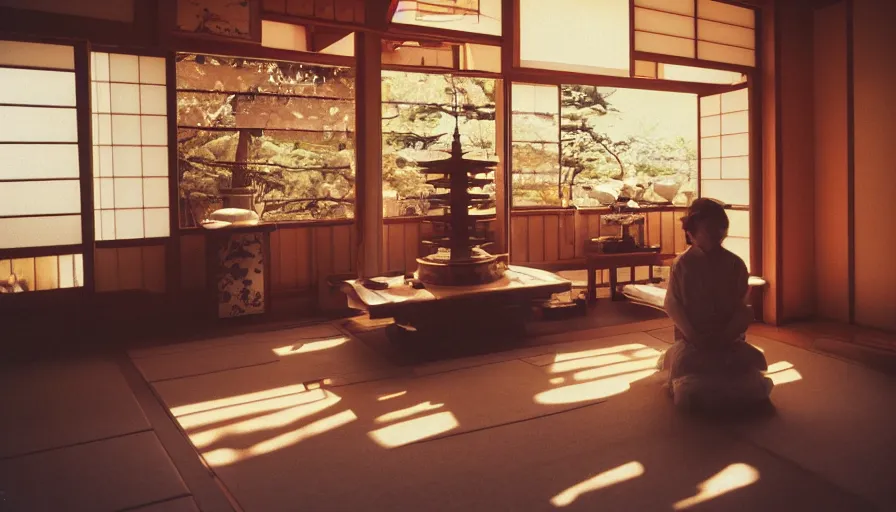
{"left": 215, "top": 232, "right": 265, "bottom": 318}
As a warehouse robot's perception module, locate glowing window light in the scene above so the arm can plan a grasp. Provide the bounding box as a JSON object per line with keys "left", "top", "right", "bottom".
{"left": 90, "top": 51, "right": 170, "bottom": 241}
{"left": 201, "top": 409, "right": 357, "bottom": 467}
{"left": 0, "top": 41, "right": 82, "bottom": 251}
{"left": 551, "top": 461, "right": 645, "bottom": 507}
{"left": 520, "top": 0, "right": 630, "bottom": 76}
{"left": 673, "top": 463, "right": 759, "bottom": 509}
{"left": 368, "top": 411, "right": 459, "bottom": 448}
{"left": 375, "top": 402, "right": 444, "bottom": 424}
{"left": 272, "top": 336, "right": 349, "bottom": 356}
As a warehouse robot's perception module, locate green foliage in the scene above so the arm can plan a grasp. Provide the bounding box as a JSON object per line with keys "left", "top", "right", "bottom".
{"left": 512, "top": 84, "right": 698, "bottom": 207}
{"left": 176, "top": 54, "right": 355, "bottom": 227}
{"left": 381, "top": 71, "right": 497, "bottom": 217}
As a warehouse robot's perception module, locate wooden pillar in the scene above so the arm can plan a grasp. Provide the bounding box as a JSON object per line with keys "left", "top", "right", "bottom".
{"left": 498, "top": 0, "right": 515, "bottom": 256}
{"left": 355, "top": 31, "right": 383, "bottom": 278}
{"left": 75, "top": 41, "right": 96, "bottom": 294}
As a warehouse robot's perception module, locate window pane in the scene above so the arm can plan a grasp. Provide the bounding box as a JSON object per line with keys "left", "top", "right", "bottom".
{"left": 382, "top": 70, "right": 496, "bottom": 218}
{"left": 721, "top": 88, "right": 749, "bottom": 113}
{"left": 0, "top": 144, "right": 79, "bottom": 180}
{"left": 114, "top": 178, "right": 143, "bottom": 208}
{"left": 140, "top": 85, "right": 168, "bottom": 115}
{"left": 0, "top": 215, "right": 82, "bottom": 249}
{"left": 698, "top": 19, "right": 755, "bottom": 49}
{"left": 721, "top": 156, "right": 750, "bottom": 179}
{"left": 139, "top": 56, "right": 166, "bottom": 85}
{"left": 660, "top": 64, "right": 746, "bottom": 85}
{"left": 109, "top": 53, "right": 139, "bottom": 82}
{"left": 721, "top": 110, "right": 749, "bottom": 135}
{"left": 701, "top": 136, "right": 721, "bottom": 158}
{"left": 144, "top": 208, "right": 170, "bottom": 238}
{"left": 0, "top": 181, "right": 81, "bottom": 216}
{"left": 0, "top": 41, "right": 74, "bottom": 69}
{"left": 727, "top": 209, "right": 750, "bottom": 238}
{"left": 111, "top": 83, "right": 140, "bottom": 114}
{"left": 697, "top": 41, "right": 756, "bottom": 67}
{"left": 701, "top": 179, "right": 749, "bottom": 206}
{"left": 521, "top": 0, "right": 630, "bottom": 76}
{"left": 700, "top": 94, "right": 721, "bottom": 116}
{"left": 112, "top": 146, "right": 142, "bottom": 176}
{"left": 462, "top": 44, "right": 501, "bottom": 73}
{"left": 701, "top": 158, "right": 720, "bottom": 179}
{"left": 93, "top": 52, "right": 172, "bottom": 240}
{"left": 143, "top": 177, "right": 169, "bottom": 208}
{"left": 634, "top": 8, "right": 694, "bottom": 38}
{"left": 559, "top": 86, "right": 698, "bottom": 208}
{"left": 392, "top": 0, "right": 502, "bottom": 36}
{"left": 633, "top": 60, "right": 657, "bottom": 79}
{"left": 634, "top": 0, "right": 694, "bottom": 16}
{"left": 0, "top": 68, "right": 76, "bottom": 106}
{"left": 177, "top": 53, "right": 355, "bottom": 225}
{"left": 114, "top": 209, "right": 144, "bottom": 239}
{"left": 0, "top": 106, "right": 78, "bottom": 142}
{"left": 634, "top": 32, "right": 695, "bottom": 59}
{"left": 721, "top": 133, "right": 749, "bottom": 157}
{"left": 697, "top": 0, "right": 755, "bottom": 28}
{"left": 701, "top": 115, "right": 721, "bottom": 137}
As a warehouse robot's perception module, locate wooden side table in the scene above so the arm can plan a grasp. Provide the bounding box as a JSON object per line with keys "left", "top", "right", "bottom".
{"left": 586, "top": 251, "right": 665, "bottom": 304}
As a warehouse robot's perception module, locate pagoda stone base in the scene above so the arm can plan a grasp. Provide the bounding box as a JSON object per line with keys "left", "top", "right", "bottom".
{"left": 415, "top": 249, "right": 508, "bottom": 286}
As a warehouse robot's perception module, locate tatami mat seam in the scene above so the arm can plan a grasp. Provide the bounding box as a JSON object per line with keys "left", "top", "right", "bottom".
{"left": 0, "top": 428, "right": 154, "bottom": 462}
{"left": 113, "top": 492, "right": 193, "bottom": 512}
{"left": 388, "top": 400, "right": 608, "bottom": 449}
{"left": 117, "top": 355, "right": 238, "bottom": 512}
{"left": 718, "top": 426, "right": 883, "bottom": 511}
{"left": 144, "top": 360, "right": 281, "bottom": 384}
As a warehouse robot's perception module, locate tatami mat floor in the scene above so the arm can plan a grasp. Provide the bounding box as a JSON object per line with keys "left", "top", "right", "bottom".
{"left": 1, "top": 310, "right": 895, "bottom": 511}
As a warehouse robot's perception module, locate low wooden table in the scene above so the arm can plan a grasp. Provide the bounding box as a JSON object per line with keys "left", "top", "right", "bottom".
{"left": 586, "top": 251, "right": 666, "bottom": 304}
{"left": 342, "top": 266, "right": 570, "bottom": 320}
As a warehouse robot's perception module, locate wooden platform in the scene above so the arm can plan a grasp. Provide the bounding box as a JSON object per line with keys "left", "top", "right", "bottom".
{"left": 341, "top": 266, "right": 571, "bottom": 320}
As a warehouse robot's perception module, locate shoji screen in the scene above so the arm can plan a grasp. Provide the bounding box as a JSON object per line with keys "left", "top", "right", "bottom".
{"left": 0, "top": 40, "right": 85, "bottom": 290}
{"left": 634, "top": 0, "right": 756, "bottom": 68}
{"left": 91, "top": 52, "right": 170, "bottom": 241}
{"left": 700, "top": 87, "right": 751, "bottom": 270}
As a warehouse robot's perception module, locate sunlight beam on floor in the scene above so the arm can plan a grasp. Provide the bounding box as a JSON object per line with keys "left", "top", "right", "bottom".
{"left": 554, "top": 343, "right": 650, "bottom": 363}
{"left": 534, "top": 369, "right": 658, "bottom": 405}
{"left": 178, "top": 388, "right": 330, "bottom": 430}
{"left": 673, "top": 463, "right": 759, "bottom": 510}
{"left": 272, "top": 336, "right": 350, "bottom": 356}
{"left": 572, "top": 357, "right": 661, "bottom": 382}
{"left": 170, "top": 383, "right": 310, "bottom": 417}
{"left": 368, "top": 411, "right": 459, "bottom": 448}
{"left": 551, "top": 462, "right": 645, "bottom": 507}
{"left": 200, "top": 409, "right": 358, "bottom": 467}
{"left": 375, "top": 401, "right": 444, "bottom": 424}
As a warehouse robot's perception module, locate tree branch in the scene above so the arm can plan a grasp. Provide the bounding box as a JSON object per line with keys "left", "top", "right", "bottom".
{"left": 185, "top": 157, "right": 352, "bottom": 173}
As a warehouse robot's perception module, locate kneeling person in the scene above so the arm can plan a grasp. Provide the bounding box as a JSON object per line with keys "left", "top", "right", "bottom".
{"left": 659, "top": 198, "right": 772, "bottom": 409}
